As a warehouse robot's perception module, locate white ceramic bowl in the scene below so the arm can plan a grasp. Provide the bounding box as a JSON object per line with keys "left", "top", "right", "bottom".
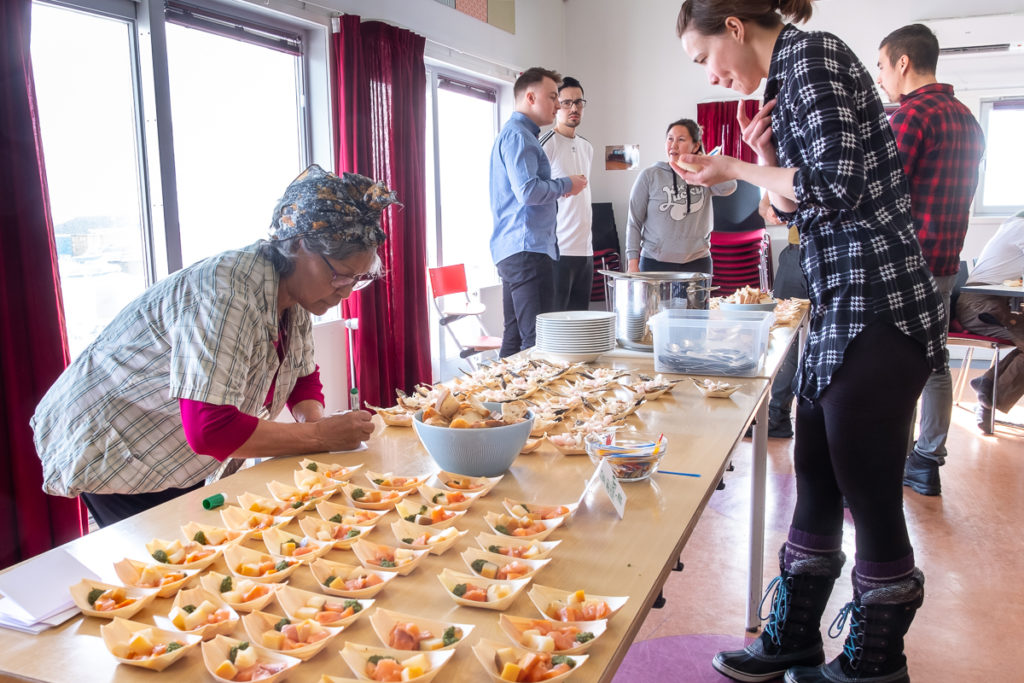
{"left": 413, "top": 402, "right": 534, "bottom": 477}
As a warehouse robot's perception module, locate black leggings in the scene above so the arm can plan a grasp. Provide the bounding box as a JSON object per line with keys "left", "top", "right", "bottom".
{"left": 82, "top": 482, "right": 205, "bottom": 528}
{"left": 791, "top": 321, "right": 930, "bottom": 563}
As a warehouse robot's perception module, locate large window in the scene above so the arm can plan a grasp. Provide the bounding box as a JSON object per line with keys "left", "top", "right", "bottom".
{"left": 31, "top": 2, "right": 150, "bottom": 358}
{"left": 165, "top": 6, "right": 306, "bottom": 265}
{"left": 977, "top": 98, "right": 1024, "bottom": 215}
{"left": 30, "top": 0, "right": 325, "bottom": 358}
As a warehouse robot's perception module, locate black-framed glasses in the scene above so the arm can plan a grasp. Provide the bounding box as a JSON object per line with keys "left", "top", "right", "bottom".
{"left": 559, "top": 98, "right": 587, "bottom": 109}
{"left": 319, "top": 254, "right": 375, "bottom": 290}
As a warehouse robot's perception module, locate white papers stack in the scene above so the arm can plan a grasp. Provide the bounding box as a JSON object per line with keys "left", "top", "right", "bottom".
{"left": 535, "top": 311, "right": 616, "bottom": 362}
{"left": 0, "top": 549, "right": 98, "bottom": 634}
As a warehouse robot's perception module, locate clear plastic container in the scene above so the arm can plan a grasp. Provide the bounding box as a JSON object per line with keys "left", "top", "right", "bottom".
{"left": 650, "top": 308, "right": 773, "bottom": 377}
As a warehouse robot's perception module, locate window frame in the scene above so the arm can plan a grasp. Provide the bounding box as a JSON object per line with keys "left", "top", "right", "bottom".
{"left": 32, "top": 0, "right": 332, "bottom": 281}
{"left": 975, "top": 97, "right": 1024, "bottom": 217}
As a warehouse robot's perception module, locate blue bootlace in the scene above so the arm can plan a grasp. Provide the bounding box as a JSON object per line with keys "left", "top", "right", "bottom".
{"left": 759, "top": 575, "right": 791, "bottom": 647}
{"left": 828, "top": 601, "right": 864, "bottom": 670}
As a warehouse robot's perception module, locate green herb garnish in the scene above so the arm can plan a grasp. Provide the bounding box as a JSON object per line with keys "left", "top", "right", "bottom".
{"left": 367, "top": 654, "right": 397, "bottom": 665}
{"left": 182, "top": 604, "right": 196, "bottom": 613}
{"left": 151, "top": 549, "right": 169, "bottom": 563}
{"left": 291, "top": 501, "right": 304, "bottom": 509}
{"left": 166, "top": 642, "right": 183, "bottom": 652}
{"left": 274, "top": 617, "right": 290, "bottom": 631}
{"left": 470, "top": 559, "right": 487, "bottom": 574}
{"left": 306, "top": 462, "right": 318, "bottom": 471}
{"left": 551, "top": 655, "right": 576, "bottom": 669}
{"left": 228, "top": 641, "right": 249, "bottom": 664}
{"left": 432, "top": 493, "right": 444, "bottom": 504}
{"left": 373, "top": 478, "right": 384, "bottom": 485}
{"left": 495, "top": 524, "right": 510, "bottom": 535}
{"left": 452, "top": 583, "right": 467, "bottom": 597}
{"left": 402, "top": 537, "right": 414, "bottom": 544}
{"left": 575, "top": 631, "right": 595, "bottom": 643}
{"left": 274, "top": 560, "right": 290, "bottom": 572}
{"left": 345, "top": 529, "right": 361, "bottom": 539}
{"left": 488, "top": 545, "right": 502, "bottom": 554}
{"left": 344, "top": 599, "right": 362, "bottom": 613}
{"left": 323, "top": 575, "right": 337, "bottom": 587}
{"left": 192, "top": 530, "right": 208, "bottom": 545}
{"left": 379, "top": 559, "right": 396, "bottom": 568}
{"left": 442, "top": 625, "right": 459, "bottom": 646}
{"left": 404, "top": 514, "right": 417, "bottom": 522}
{"left": 86, "top": 588, "right": 104, "bottom": 605}
{"left": 329, "top": 513, "right": 343, "bottom": 523}
{"left": 351, "top": 488, "right": 366, "bottom": 500}
{"left": 219, "top": 575, "right": 233, "bottom": 593}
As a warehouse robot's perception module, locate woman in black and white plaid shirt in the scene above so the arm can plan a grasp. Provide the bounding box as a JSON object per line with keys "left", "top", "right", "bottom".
{"left": 675, "top": 2, "right": 944, "bottom": 683}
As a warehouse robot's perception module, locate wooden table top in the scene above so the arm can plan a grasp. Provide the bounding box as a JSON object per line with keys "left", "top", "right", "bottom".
{"left": 0, "top": 364, "right": 770, "bottom": 683}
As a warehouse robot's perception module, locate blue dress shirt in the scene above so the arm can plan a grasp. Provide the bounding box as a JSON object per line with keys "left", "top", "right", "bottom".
{"left": 489, "top": 111, "right": 571, "bottom": 265}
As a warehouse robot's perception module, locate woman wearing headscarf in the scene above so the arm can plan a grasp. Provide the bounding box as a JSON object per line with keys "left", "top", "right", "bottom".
{"left": 674, "top": 1, "right": 944, "bottom": 682}
{"left": 32, "top": 165, "right": 399, "bottom": 527}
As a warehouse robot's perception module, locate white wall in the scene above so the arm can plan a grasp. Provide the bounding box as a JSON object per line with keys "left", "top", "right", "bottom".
{"left": 561, "top": 0, "right": 1024, "bottom": 260}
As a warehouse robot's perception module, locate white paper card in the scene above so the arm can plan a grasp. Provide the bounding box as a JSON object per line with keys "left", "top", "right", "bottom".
{"left": 0, "top": 548, "right": 98, "bottom": 621}
{"left": 597, "top": 458, "right": 627, "bottom": 518}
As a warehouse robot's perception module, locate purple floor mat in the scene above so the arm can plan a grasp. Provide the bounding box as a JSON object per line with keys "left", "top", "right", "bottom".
{"left": 612, "top": 633, "right": 782, "bottom": 682}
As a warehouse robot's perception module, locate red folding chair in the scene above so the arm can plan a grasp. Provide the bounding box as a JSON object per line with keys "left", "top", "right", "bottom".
{"left": 710, "top": 228, "right": 767, "bottom": 296}
{"left": 428, "top": 264, "right": 501, "bottom": 364}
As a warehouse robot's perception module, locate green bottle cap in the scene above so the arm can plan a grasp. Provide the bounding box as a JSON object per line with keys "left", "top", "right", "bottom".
{"left": 202, "top": 493, "right": 225, "bottom": 510}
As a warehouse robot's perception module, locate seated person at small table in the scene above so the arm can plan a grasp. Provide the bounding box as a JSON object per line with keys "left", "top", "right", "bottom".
{"left": 31, "top": 165, "right": 397, "bottom": 527}
{"left": 956, "top": 210, "right": 1024, "bottom": 432}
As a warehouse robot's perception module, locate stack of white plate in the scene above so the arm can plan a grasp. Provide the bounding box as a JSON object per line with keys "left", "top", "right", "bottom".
{"left": 534, "top": 311, "right": 617, "bottom": 362}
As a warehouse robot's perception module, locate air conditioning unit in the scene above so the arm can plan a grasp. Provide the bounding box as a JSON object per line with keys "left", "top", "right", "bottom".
{"left": 919, "top": 13, "right": 1024, "bottom": 57}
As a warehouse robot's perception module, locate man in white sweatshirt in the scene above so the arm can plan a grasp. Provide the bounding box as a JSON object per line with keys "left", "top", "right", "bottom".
{"left": 541, "top": 77, "right": 594, "bottom": 312}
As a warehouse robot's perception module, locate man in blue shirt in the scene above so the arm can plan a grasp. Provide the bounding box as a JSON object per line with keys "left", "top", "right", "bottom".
{"left": 490, "top": 67, "right": 588, "bottom": 356}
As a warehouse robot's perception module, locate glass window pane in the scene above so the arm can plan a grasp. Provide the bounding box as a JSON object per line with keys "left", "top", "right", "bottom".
{"left": 31, "top": 2, "right": 149, "bottom": 360}
{"left": 166, "top": 22, "right": 303, "bottom": 267}
{"left": 436, "top": 87, "right": 499, "bottom": 289}
{"left": 981, "top": 105, "right": 1024, "bottom": 208}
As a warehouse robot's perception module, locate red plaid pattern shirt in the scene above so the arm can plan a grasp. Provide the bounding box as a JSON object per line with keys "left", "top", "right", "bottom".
{"left": 889, "top": 83, "right": 985, "bottom": 277}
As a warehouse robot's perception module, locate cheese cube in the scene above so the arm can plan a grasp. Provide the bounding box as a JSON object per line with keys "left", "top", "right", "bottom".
{"left": 394, "top": 548, "right": 414, "bottom": 562}
{"left": 487, "top": 584, "right": 511, "bottom": 602}
{"left": 214, "top": 660, "right": 238, "bottom": 679}
{"left": 234, "top": 646, "right": 257, "bottom": 669}
{"left": 167, "top": 548, "right": 186, "bottom": 564}
{"left": 110, "top": 643, "right": 131, "bottom": 659}
{"left": 262, "top": 630, "right": 285, "bottom": 650}
{"left": 570, "top": 589, "right": 586, "bottom": 604}
{"left": 328, "top": 576, "right": 347, "bottom": 590}
{"left": 128, "top": 628, "right": 154, "bottom": 655}
{"left": 478, "top": 561, "right": 498, "bottom": 579}
{"left": 499, "top": 662, "right": 521, "bottom": 681}
{"left": 222, "top": 590, "right": 241, "bottom": 603}
{"left": 206, "top": 530, "right": 227, "bottom": 545}
{"left": 238, "top": 563, "right": 260, "bottom": 577}
{"left": 401, "top": 653, "right": 430, "bottom": 671}
{"left": 316, "top": 530, "right": 332, "bottom": 542}
{"left": 401, "top": 664, "right": 424, "bottom": 681}
{"left": 528, "top": 633, "right": 555, "bottom": 652}
{"left": 139, "top": 566, "right": 163, "bottom": 587}
{"left": 523, "top": 543, "right": 540, "bottom": 559}
{"left": 294, "top": 606, "right": 319, "bottom": 620}
{"left": 170, "top": 608, "right": 187, "bottom": 630}
{"left": 511, "top": 504, "right": 529, "bottom": 517}
{"left": 418, "top": 637, "right": 445, "bottom": 651}
{"left": 306, "top": 595, "right": 327, "bottom": 610}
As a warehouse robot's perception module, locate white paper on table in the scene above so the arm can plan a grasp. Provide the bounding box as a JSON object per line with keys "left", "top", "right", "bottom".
{"left": 0, "top": 604, "right": 80, "bottom": 634}
{"left": 0, "top": 548, "right": 98, "bottom": 622}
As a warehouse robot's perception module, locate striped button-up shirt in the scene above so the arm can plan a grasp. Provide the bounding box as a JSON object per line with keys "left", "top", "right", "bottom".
{"left": 889, "top": 83, "right": 985, "bottom": 277}
{"left": 766, "top": 25, "right": 946, "bottom": 399}
{"left": 32, "top": 242, "right": 316, "bottom": 496}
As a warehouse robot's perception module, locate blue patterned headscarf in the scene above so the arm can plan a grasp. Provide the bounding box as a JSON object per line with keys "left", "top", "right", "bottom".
{"left": 268, "top": 164, "right": 400, "bottom": 246}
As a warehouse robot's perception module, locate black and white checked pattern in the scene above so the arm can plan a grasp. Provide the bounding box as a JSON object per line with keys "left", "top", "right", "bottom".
{"left": 765, "top": 25, "right": 946, "bottom": 400}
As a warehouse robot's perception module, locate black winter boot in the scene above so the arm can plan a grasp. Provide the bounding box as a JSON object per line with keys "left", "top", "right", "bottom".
{"left": 712, "top": 546, "right": 846, "bottom": 682}
{"left": 784, "top": 568, "right": 924, "bottom": 683}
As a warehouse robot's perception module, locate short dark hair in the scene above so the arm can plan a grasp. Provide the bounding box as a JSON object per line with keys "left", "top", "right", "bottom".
{"left": 879, "top": 24, "right": 939, "bottom": 75}
{"left": 514, "top": 67, "right": 562, "bottom": 100}
{"left": 558, "top": 76, "right": 584, "bottom": 96}
{"left": 665, "top": 118, "right": 705, "bottom": 154}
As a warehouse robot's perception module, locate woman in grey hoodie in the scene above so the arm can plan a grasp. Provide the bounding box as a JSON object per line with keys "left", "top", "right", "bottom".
{"left": 625, "top": 119, "right": 736, "bottom": 273}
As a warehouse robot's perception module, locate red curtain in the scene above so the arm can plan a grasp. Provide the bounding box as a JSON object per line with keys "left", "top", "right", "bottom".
{"left": 332, "top": 16, "right": 431, "bottom": 408}
{"left": 1, "top": 0, "right": 86, "bottom": 569}
{"left": 697, "top": 100, "right": 760, "bottom": 164}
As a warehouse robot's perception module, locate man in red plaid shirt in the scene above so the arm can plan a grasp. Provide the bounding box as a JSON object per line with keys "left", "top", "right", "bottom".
{"left": 878, "top": 24, "right": 985, "bottom": 497}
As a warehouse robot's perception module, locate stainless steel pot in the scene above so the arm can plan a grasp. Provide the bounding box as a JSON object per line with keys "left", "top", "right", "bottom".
{"left": 599, "top": 271, "right": 713, "bottom": 350}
